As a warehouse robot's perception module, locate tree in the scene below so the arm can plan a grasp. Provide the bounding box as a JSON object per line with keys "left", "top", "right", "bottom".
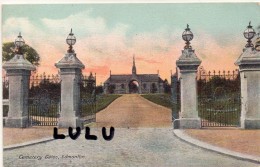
{"left": 29, "top": 79, "right": 61, "bottom": 99}
{"left": 163, "top": 79, "right": 171, "bottom": 94}
{"left": 96, "top": 85, "right": 104, "bottom": 94}
{"left": 2, "top": 42, "right": 40, "bottom": 66}
{"left": 86, "top": 72, "right": 95, "bottom": 94}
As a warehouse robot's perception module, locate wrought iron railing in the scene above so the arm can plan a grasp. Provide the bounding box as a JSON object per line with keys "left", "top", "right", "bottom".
{"left": 28, "top": 73, "right": 61, "bottom": 126}
{"left": 197, "top": 68, "right": 241, "bottom": 127}
{"left": 79, "top": 73, "right": 97, "bottom": 123}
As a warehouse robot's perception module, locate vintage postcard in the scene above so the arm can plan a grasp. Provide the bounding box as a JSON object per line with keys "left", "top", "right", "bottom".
{"left": 1, "top": 2, "right": 260, "bottom": 167}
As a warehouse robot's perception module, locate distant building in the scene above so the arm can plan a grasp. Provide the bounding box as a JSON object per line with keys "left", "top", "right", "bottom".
{"left": 104, "top": 55, "right": 164, "bottom": 94}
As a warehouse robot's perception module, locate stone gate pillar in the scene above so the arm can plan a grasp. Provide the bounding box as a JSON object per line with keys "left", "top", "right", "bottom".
{"left": 55, "top": 52, "right": 84, "bottom": 128}
{"left": 235, "top": 22, "right": 260, "bottom": 129}
{"left": 176, "top": 48, "right": 201, "bottom": 129}
{"left": 55, "top": 29, "right": 85, "bottom": 128}
{"left": 176, "top": 25, "right": 201, "bottom": 129}
{"left": 3, "top": 56, "right": 35, "bottom": 128}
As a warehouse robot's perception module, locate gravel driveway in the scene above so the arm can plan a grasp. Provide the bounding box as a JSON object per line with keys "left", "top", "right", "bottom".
{"left": 96, "top": 94, "right": 172, "bottom": 128}
{"left": 4, "top": 94, "right": 258, "bottom": 166}
{"left": 4, "top": 128, "right": 258, "bottom": 167}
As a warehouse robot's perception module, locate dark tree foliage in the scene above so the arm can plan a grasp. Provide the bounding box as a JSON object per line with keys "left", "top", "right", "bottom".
{"left": 85, "top": 81, "right": 95, "bottom": 94}
{"left": 2, "top": 42, "right": 40, "bottom": 66}
{"left": 29, "top": 80, "right": 61, "bottom": 98}
{"left": 80, "top": 72, "right": 96, "bottom": 97}
{"left": 163, "top": 79, "right": 171, "bottom": 94}
{"left": 86, "top": 72, "right": 95, "bottom": 94}
{"left": 96, "top": 85, "right": 104, "bottom": 94}
{"left": 198, "top": 74, "right": 241, "bottom": 98}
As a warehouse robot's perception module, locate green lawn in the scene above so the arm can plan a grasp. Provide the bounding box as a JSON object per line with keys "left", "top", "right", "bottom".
{"left": 81, "top": 94, "right": 121, "bottom": 117}
{"left": 141, "top": 93, "right": 179, "bottom": 120}
{"left": 141, "top": 94, "right": 173, "bottom": 109}
{"left": 96, "top": 94, "right": 121, "bottom": 112}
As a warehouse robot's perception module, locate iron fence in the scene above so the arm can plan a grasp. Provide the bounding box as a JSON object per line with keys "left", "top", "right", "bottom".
{"left": 28, "top": 73, "right": 61, "bottom": 126}
{"left": 171, "top": 76, "right": 180, "bottom": 120}
{"left": 197, "top": 68, "right": 241, "bottom": 127}
{"left": 80, "top": 73, "right": 96, "bottom": 124}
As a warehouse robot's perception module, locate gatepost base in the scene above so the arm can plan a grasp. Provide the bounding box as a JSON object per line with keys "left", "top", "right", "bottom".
{"left": 58, "top": 117, "right": 83, "bottom": 129}
{"left": 179, "top": 118, "right": 201, "bottom": 129}
{"left": 241, "top": 118, "right": 260, "bottom": 129}
{"left": 5, "top": 116, "right": 29, "bottom": 128}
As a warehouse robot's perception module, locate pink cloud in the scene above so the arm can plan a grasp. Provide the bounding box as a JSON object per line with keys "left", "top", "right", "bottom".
{"left": 83, "top": 65, "right": 109, "bottom": 75}
{"left": 2, "top": 16, "right": 247, "bottom": 85}
{"left": 135, "top": 57, "right": 161, "bottom": 64}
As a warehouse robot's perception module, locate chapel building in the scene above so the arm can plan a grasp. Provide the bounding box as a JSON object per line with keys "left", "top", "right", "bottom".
{"left": 103, "top": 56, "right": 164, "bottom": 94}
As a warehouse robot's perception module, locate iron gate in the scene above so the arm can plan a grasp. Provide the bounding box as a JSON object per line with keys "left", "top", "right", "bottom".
{"left": 171, "top": 71, "right": 181, "bottom": 129}
{"left": 197, "top": 67, "right": 241, "bottom": 127}
{"left": 80, "top": 73, "right": 96, "bottom": 124}
{"left": 171, "top": 72, "right": 181, "bottom": 121}
{"left": 28, "top": 73, "right": 61, "bottom": 126}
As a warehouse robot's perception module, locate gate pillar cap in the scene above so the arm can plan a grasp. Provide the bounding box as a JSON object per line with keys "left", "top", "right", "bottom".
{"left": 235, "top": 47, "right": 260, "bottom": 71}
{"left": 3, "top": 54, "right": 36, "bottom": 71}
{"left": 55, "top": 52, "right": 85, "bottom": 69}
{"left": 176, "top": 48, "right": 201, "bottom": 71}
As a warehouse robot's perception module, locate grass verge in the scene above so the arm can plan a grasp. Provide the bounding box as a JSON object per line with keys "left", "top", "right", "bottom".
{"left": 81, "top": 94, "right": 121, "bottom": 116}
{"left": 141, "top": 94, "right": 173, "bottom": 109}
{"left": 96, "top": 94, "right": 122, "bottom": 112}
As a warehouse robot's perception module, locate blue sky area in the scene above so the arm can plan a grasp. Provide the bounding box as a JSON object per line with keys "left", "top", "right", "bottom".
{"left": 2, "top": 3, "right": 260, "bottom": 82}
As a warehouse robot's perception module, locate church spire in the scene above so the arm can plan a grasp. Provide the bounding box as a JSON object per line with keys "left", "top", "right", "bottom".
{"left": 132, "top": 54, "right": 137, "bottom": 75}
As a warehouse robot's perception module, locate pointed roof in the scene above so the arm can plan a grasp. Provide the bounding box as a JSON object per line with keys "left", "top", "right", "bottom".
{"left": 176, "top": 48, "right": 201, "bottom": 71}
{"left": 3, "top": 54, "right": 36, "bottom": 71}
{"left": 132, "top": 54, "right": 137, "bottom": 74}
{"left": 55, "top": 52, "right": 85, "bottom": 69}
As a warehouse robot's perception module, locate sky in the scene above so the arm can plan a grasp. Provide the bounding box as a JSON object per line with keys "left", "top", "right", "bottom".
{"left": 2, "top": 3, "right": 260, "bottom": 84}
